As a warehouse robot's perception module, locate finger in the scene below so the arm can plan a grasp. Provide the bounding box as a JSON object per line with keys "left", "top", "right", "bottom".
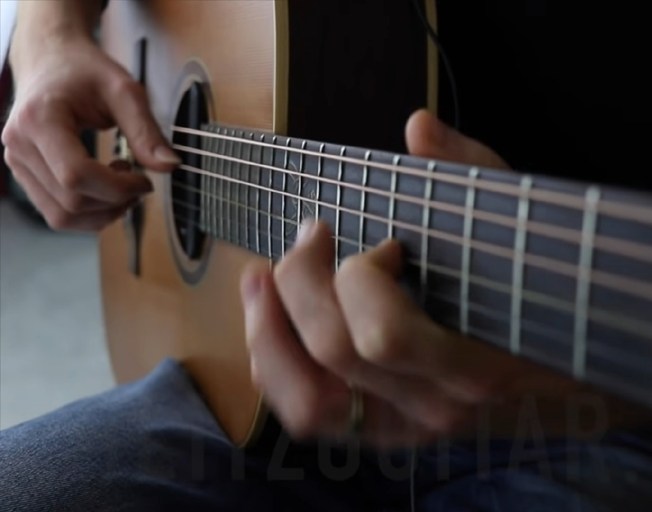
{"left": 241, "top": 266, "right": 429, "bottom": 448}
{"left": 33, "top": 109, "right": 153, "bottom": 203}
{"left": 7, "top": 139, "right": 118, "bottom": 214}
{"left": 274, "top": 223, "right": 474, "bottom": 432}
{"left": 9, "top": 161, "right": 134, "bottom": 232}
{"left": 102, "top": 74, "right": 180, "bottom": 171}
{"left": 242, "top": 263, "right": 350, "bottom": 438}
{"left": 405, "top": 109, "right": 510, "bottom": 169}
{"left": 273, "top": 220, "right": 360, "bottom": 375}
{"left": 336, "top": 247, "right": 504, "bottom": 404}
{"left": 364, "top": 238, "right": 404, "bottom": 277}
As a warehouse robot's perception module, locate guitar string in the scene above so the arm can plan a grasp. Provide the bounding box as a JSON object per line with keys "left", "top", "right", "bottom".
{"left": 169, "top": 171, "right": 652, "bottom": 307}
{"left": 166, "top": 122, "right": 648, "bottom": 510}
{"left": 168, "top": 207, "right": 652, "bottom": 400}
{"left": 168, "top": 194, "right": 652, "bottom": 342}
{"left": 169, "top": 208, "right": 648, "bottom": 512}
{"left": 170, "top": 179, "right": 651, "bottom": 268}
{"left": 170, "top": 202, "right": 652, "bottom": 349}
{"left": 171, "top": 143, "right": 652, "bottom": 265}
{"left": 170, "top": 126, "right": 652, "bottom": 226}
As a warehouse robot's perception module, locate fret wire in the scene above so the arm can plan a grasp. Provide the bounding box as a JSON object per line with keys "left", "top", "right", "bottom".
{"left": 173, "top": 169, "right": 652, "bottom": 302}
{"left": 228, "top": 132, "right": 236, "bottom": 243}
{"left": 199, "top": 164, "right": 204, "bottom": 231}
{"left": 573, "top": 186, "right": 602, "bottom": 379}
{"left": 235, "top": 130, "right": 243, "bottom": 248}
{"left": 298, "top": 141, "right": 308, "bottom": 228}
{"left": 282, "top": 139, "right": 291, "bottom": 257}
{"left": 172, "top": 126, "right": 652, "bottom": 226}
{"left": 245, "top": 133, "right": 254, "bottom": 251}
{"left": 213, "top": 127, "right": 219, "bottom": 239}
{"left": 460, "top": 168, "right": 480, "bottom": 335}
{"left": 210, "top": 127, "right": 218, "bottom": 239}
{"left": 171, "top": 198, "right": 652, "bottom": 342}
{"left": 335, "top": 147, "right": 346, "bottom": 270}
{"left": 420, "top": 162, "right": 436, "bottom": 306}
{"left": 428, "top": 288, "right": 571, "bottom": 344}
{"left": 209, "top": 129, "right": 217, "bottom": 235}
{"left": 218, "top": 128, "right": 225, "bottom": 240}
{"left": 360, "top": 152, "right": 371, "bottom": 254}
{"left": 174, "top": 143, "right": 652, "bottom": 265}
{"left": 510, "top": 176, "right": 533, "bottom": 355}
{"left": 198, "top": 134, "right": 205, "bottom": 232}
{"left": 268, "top": 137, "right": 277, "bottom": 260}
{"left": 216, "top": 128, "right": 224, "bottom": 240}
{"left": 226, "top": 130, "right": 237, "bottom": 244}
{"left": 218, "top": 127, "right": 225, "bottom": 240}
{"left": 207, "top": 129, "right": 215, "bottom": 235}
{"left": 190, "top": 201, "right": 652, "bottom": 383}
{"left": 388, "top": 156, "right": 400, "bottom": 239}
{"left": 224, "top": 131, "right": 231, "bottom": 242}
{"left": 316, "top": 144, "right": 325, "bottom": 221}
{"left": 175, "top": 197, "right": 290, "bottom": 227}
{"left": 201, "top": 128, "right": 206, "bottom": 234}
{"left": 256, "top": 135, "right": 264, "bottom": 255}
{"left": 195, "top": 130, "right": 201, "bottom": 231}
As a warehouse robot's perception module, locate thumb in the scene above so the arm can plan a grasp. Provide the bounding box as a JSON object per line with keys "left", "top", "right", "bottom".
{"left": 103, "top": 75, "right": 181, "bottom": 172}
{"left": 405, "top": 109, "right": 510, "bottom": 170}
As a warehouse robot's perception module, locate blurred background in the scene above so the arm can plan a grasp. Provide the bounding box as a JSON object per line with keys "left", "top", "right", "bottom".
{"left": 0, "top": 73, "right": 114, "bottom": 430}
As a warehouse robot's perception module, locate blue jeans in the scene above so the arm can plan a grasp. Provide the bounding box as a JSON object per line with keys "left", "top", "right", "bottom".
{"left": 2, "top": 359, "right": 652, "bottom": 512}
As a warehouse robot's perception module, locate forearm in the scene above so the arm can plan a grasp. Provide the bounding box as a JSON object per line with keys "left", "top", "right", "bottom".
{"left": 10, "top": 0, "right": 104, "bottom": 76}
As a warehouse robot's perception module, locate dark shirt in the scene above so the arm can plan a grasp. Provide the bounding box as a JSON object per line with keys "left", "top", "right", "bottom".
{"left": 436, "top": 0, "right": 650, "bottom": 191}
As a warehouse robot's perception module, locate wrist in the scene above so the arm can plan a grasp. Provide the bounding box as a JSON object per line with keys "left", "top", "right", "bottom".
{"left": 9, "top": 0, "right": 103, "bottom": 78}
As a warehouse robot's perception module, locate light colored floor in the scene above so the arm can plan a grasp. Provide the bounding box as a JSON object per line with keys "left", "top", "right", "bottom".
{"left": 0, "top": 199, "right": 114, "bottom": 431}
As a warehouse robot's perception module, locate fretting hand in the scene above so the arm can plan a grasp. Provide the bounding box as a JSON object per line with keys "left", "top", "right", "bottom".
{"left": 240, "top": 110, "right": 589, "bottom": 448}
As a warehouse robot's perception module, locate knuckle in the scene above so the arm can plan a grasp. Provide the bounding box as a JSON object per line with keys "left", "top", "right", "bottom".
{"left": 61, "top": 193, "right": 87, "bottom": 214}
{"left": 46, "top": 210, "right": 74, "bottom": 231}
{"left": 113, "top": 75, "right": 145, "bottom": 102}
{"left": 59, "top": 166, "right": 85, "bottom": 191}
{"left": 1, "top": 124, "right": 19, "bottom": 148}
{"left": 272, "top": 254, "right": 297, "bottom": 284}
{"left": 3, "top": 148, "right": 20, "bottom": 170}
{"left": 353, "top": 323, "right": 405, "bottom": 366}
{"left": 15, "top": 100, "right": 43, "bottom": 130}
{"left": 310, "top": 337, "right": 355, "bottom": 373}
{"left": 336, "top": 255, "right": 362, "bottom": 283}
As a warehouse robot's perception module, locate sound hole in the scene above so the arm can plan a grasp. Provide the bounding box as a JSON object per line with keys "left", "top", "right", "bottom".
{"left": 171, "top": 82, "right": 208, "bottom": 260}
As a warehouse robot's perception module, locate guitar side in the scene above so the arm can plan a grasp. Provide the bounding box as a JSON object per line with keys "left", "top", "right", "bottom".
{"left": 97, "top": 0, "right": 436, "bottom": 447}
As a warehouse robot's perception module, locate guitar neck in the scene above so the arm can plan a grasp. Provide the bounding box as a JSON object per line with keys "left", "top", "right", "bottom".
{"left": 170, "top": 123, "right": 652, "bottom": 409}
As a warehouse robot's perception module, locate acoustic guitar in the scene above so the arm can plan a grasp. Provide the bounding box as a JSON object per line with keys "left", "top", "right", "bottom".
{"left": 95, "top": 0, "right": 652, "bottom": 448}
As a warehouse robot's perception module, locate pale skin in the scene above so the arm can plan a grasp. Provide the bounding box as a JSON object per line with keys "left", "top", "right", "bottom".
{"left": 3, "top": 0, "right": 645, "bottom": 450}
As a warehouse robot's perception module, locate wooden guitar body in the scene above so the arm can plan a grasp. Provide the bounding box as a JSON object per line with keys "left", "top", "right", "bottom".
{"left": 98, "top": 0, "right": 438, "bottom": 447}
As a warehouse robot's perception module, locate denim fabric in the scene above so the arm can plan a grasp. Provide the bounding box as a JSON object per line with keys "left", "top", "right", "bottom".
{"left": 1, "top": 358, "right": 652, "bottom": 512}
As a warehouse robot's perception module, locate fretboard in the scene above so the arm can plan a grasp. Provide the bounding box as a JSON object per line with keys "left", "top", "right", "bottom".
{"left": 170, "top": 123, "right": 652, "bottom": 410}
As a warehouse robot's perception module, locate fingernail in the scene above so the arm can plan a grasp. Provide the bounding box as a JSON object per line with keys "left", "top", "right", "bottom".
{"left": 296, "top": 219, "right": 316, "bottom": 245}
{"left": 154, "top": 145, "right": 181, "bottom": 165}
{"left": 241, "top": 272, "right": 264, "bottom": 305}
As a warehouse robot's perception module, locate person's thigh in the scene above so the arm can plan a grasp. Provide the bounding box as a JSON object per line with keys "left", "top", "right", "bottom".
{"left": 0, "top": 359, "right": 365, "bottom": 512}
